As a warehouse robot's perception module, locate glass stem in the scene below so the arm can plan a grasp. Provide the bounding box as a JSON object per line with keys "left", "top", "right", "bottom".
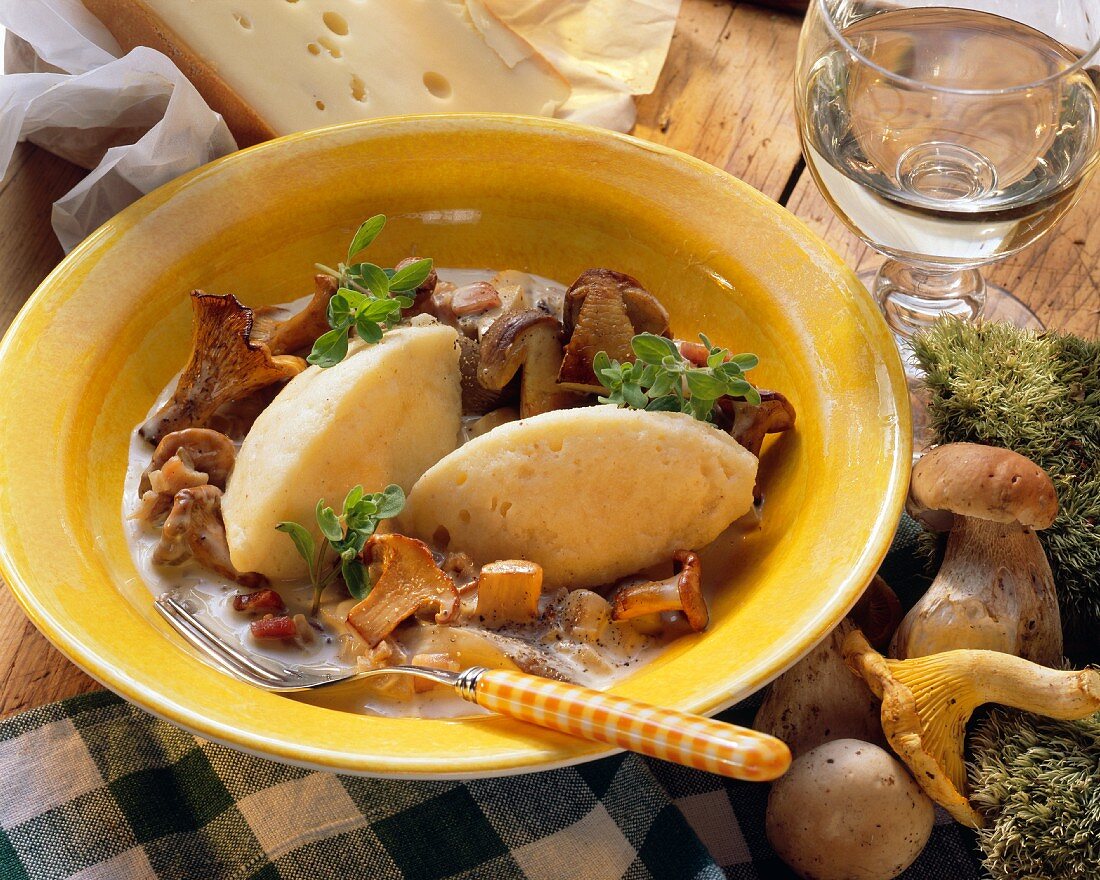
{"left": 872, "top": 260, "right": 986, "bottom": 340}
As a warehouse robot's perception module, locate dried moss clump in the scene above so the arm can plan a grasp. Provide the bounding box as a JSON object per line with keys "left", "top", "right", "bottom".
{"left": 912, "top": 319, "right": 1100, "bottom": 652}
{"left": 969, "top": 709, "right": 1100, "bottom": 880}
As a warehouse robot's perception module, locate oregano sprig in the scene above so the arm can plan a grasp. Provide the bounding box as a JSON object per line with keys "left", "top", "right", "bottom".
{"left": 275, "top": 483, "right": 406, "bottom": 615}
{"left": 309, "top": 214, "right": 434, "bottom": 368}
{"left": 594, "top": 333, "right": 761, "bottom": 422}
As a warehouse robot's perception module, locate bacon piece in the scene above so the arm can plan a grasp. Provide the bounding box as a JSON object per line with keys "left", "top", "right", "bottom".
{"left": 250, "top": 615, "right": 298, "bottom": 640}
{"left": 233, "top": 589, "right": 286, "bottom": 614}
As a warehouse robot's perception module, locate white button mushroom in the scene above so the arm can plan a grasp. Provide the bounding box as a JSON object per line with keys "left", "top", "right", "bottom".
{"left": 766, "top": 739, "right": 934, "bottom": 880}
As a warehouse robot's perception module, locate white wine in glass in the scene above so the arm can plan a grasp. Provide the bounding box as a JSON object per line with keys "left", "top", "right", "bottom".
{"left": 796, "top": 1, "right": 1100, "bottom": 442}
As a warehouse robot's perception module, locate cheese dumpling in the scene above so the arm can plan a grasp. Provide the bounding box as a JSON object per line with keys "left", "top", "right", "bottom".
{"left": 401, "top": 407, "right": 758, "bottom": 588}
{"left": 223, "top": 324, "right": 461, "bottom": 580}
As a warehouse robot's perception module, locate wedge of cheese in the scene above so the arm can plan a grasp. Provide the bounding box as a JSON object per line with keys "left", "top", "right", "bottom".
{"left": 82, "top": 0, "right": 571, "bottom": 146}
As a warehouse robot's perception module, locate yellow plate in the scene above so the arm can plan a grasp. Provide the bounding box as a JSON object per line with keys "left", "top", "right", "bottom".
{"left": 0, "top": 116, "right": 910, "bottom": 777}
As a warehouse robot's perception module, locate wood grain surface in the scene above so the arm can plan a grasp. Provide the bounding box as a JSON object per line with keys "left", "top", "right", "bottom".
{"left": 1, "top": 0, "right": 1098, "bottom": 717}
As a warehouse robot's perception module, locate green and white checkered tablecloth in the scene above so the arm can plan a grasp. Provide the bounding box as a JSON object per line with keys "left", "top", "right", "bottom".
{"left": 0, "top": 522, "right": 984, "bottom": 880}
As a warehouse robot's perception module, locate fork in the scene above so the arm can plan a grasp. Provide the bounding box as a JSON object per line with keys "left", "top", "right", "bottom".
{"left": 155, "top": 592, "right": 791, "bottom": 781}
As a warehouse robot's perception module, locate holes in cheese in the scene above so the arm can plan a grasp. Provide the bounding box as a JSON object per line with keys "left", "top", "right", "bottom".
{"left": 95, "top": 0, "right": 570, "bottom": 139}
{"left": 323, "top": 11, "right": 349, "bottom": 36}
{"left": 350, "top": 74, "right": 367, "bottom": 103}
{"left": 422, "top": 72, "right": 452, "bottom": 100}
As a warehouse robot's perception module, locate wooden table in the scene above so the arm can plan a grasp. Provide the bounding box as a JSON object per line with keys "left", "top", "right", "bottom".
{"left": 1, "top": 0, "right": 1098, "bottom": 718}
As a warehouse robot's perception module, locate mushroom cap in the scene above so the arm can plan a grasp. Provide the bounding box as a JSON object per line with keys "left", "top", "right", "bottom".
{"left": 908, "top": 443, "right": 1058, "bottom": 530}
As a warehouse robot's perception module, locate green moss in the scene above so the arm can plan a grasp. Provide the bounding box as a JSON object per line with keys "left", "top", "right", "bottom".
{"left": 912, "top": 319, "right": 1100, "bottom": 653}
{"left": 969, "top": 709, "right": 1100, "bottom": 880}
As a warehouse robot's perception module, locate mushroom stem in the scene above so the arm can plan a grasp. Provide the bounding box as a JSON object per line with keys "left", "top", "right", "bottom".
{"left": 609, "top": 550, "right": 708, "bottom": 631}
{"left": 843, "top": 628, "right": 1100, "bottom": 827}
{"left": 891, "top": 518, "right": 1061, "bottom": 663}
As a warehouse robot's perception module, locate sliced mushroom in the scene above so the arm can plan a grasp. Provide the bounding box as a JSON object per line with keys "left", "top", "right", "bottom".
{"left": 347, "top": 534, "right": 461, "bottom": 647}
{"left": 610, "top": 550, "right": 707, "bottom": 631}
{"left": 253, "top": 275, "right": 337, "bottom": 356}
{"left": 457, "top": 335, "right": 508, "bottom": 415}
{"left": 843, "top": 628, "right": 1100, "bottom": 827}
{"left": 140, "top": 293, "right": 306, "bottom": 444}
{"left": 474, "top": 560, "right": 543, "bottom": 626}
{"left": 558, "top": 269, "right": 671, "bottom": 392}
{"left": 153, "top": 485, "right": 265, "bottom": 588}
{"left": 478, "top": 309, "right": 582, "bottom": 418}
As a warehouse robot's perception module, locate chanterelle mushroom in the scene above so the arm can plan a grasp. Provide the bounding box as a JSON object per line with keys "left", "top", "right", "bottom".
{"left": 721, "top": 390, "right": 797, "bottom": 459}
{"left": 610, "top": 550, "right": 707, "bottom": 631}
{"left": 843, "top": 628, "right": 1100, "bottom": 827}
{"left": 140, "top": 293, "right": 306, "bottom": 444}
{"left": 253, "top": 274, "right": 336, "bottom": 356}
{"left": 153, "top": 485, "right": 265, "bottom": 588}
{"left": 891, "top": 443, "right": 1062, "bottom": 664}
{"left": 139, "top": 428, "right": 236, "bottom": 496}
{"left": 478, "top": 309, "right": 581, "bottom": 418}
{"left": 347, "top": 534, "right": 460, "bottom": 647}
{"left": 558, "top": 269, "right": 671, "bottom": 392}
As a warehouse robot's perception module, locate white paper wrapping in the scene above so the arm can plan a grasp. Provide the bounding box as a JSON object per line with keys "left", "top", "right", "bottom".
{"left": 0, "top": 0, "right": 679, "bottom": 252}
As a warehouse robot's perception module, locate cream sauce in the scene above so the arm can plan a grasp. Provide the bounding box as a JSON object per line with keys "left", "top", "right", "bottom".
{"left": 123, "top": 269, "right": 693, "bottom": 718}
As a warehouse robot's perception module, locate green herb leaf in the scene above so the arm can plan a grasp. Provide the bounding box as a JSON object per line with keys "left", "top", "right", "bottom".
{"left": 307, "top": 325, "right": 350, "bottom": 368}
{"left": 347, "top": 215, "right": 386, "bottom": 262}
{"left": 376, "top": 484, "right": 406, "bottom": 519}
{"left": 389, "top": 258, "right": 433, "bottom": 292}
{"left": 341, "top": 558, "right": 370, "bottom": 600}
{"left": 591, "top": 332, "right": 761, "bottom": 425}
{"left": 632, "top": 333, "right": 679, "bottom": 365}
{"left": 685, "top": 370, "right": 728, "bottom": 400}
{"left": 348, "top": 262, "right": 391, "bottom": 299}
{"left": 275, "top": 522, "right": 315, "bottom": 571}
{"left": 315, "top": 499, "right": 344, "bottom": 543}
{"left": 355, "top": 313, "right": 385, "bottom": 344}
{"left": 327, "top": 292, "right": 355, "bottom": 326}
{"left": 343, "top": 485, "right": 365, "bottom": 512}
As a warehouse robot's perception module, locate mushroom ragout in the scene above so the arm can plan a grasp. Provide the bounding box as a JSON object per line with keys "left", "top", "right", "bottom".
{"left": 125, "top": 216, "right": 796, "bottom": 717}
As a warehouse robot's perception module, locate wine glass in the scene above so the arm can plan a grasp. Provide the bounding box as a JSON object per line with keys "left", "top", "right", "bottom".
{"left": 795, "top": 0, "right": 1100, "bottom": 444}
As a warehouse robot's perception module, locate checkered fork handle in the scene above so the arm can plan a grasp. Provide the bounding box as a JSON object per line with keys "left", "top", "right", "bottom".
{"left": 467, "top": 669, "right": 791, "bottom": 781}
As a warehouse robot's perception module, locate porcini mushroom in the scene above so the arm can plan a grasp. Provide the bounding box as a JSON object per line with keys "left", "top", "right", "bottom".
{"left": 609, "top": 550, "right": 708, "bottom": 631}
{"left": 754, "top": 618, "right": 886, "bottom": 757}
{"left": 766, "top": 738, "right": 935, "bottom": 880}
{"left": 457, "top": 335, "right": 507, "bottom": 415}
{"left": 891, "top": 443, "right": 1062, "bottom": 664}
{"left": 140, "top": 292, "right": 306, "bottom": 444}
{"left": 843, "top": 628, "right": 1100, "bottom": 826}
{"left": 478, "top": 309, "right": 582, "bottom": 418}
{"left": 557, "top": 269, "right": 671, "bottom": 392}
{"left": 153, "top": 485, "right": 265, "bottom": 588}
{"left": 347, "top": 533, "right": 460, "bottom": 647}
{"left": 474, "top": 560, "right": 543, "bottom": 625}
{"left": 253, "top": 274, "right": 337, "bottom": 356}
